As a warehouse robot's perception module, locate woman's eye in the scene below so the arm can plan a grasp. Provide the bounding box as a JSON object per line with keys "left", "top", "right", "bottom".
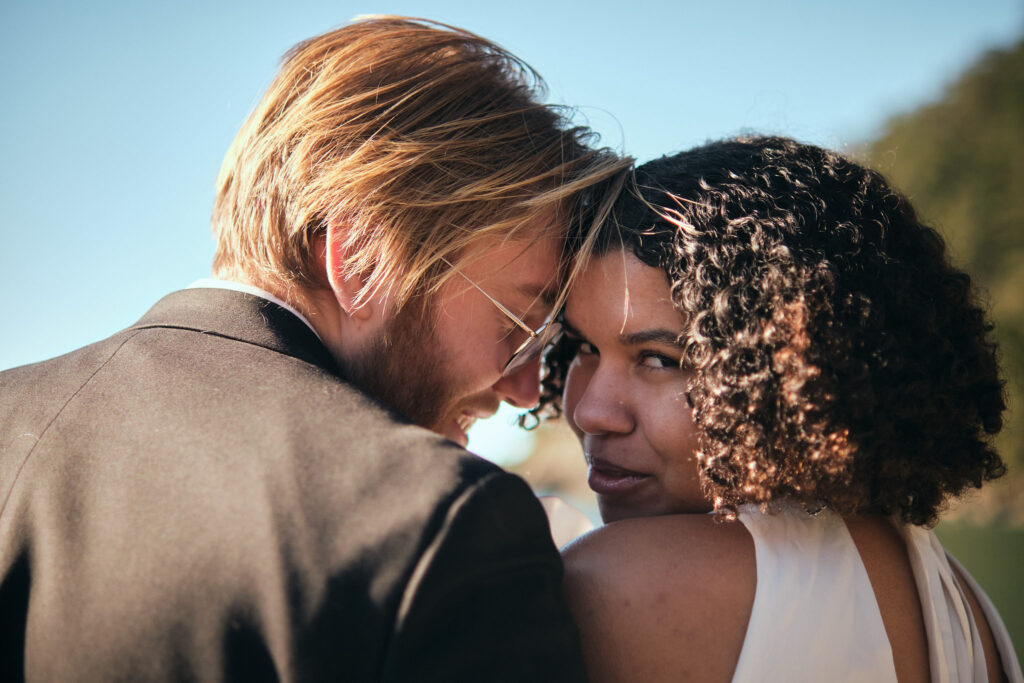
{"left": 561, "top": 335, "right": 596, "bottom": 357}
{"left": 640, "top": 352, "right": 678, "bottom": 369}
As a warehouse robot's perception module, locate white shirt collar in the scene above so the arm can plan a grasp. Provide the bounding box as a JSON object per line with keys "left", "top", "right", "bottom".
{"left": 187, "top": 278, "right": 322, "bottom": 341}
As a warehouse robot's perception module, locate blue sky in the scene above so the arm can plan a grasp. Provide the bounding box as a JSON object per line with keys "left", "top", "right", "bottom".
{"left": 2, "top": 0, "right": 1022, "bottom": 459}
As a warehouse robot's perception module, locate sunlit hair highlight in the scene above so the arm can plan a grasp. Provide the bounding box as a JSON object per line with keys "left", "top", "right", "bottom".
{"left": 212, "top": 16, "right": 629, "bottom": 311}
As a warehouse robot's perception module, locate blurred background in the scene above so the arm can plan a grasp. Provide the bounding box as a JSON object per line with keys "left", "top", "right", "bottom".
{"left": 2, "top": 0, "right": 1021, "bottom": 659}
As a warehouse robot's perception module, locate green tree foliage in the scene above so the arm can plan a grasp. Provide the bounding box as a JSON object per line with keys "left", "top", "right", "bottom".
{"left": 863, "top": 39, "right": 1024, "bottom": 518}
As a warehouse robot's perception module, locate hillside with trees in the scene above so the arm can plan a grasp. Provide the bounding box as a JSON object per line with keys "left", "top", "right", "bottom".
{"left": 862, "top": 38, "right": 1024, "bottom": 522}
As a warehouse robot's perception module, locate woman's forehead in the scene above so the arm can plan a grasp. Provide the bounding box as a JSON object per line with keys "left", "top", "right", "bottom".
{"left": 566, "top": 251, "right": 682, "bottom": 337}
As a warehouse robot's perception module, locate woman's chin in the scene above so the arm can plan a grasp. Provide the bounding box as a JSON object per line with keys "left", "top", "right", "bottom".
{"left": 597, "top": 497, "right": 713, "bottom": 524}
{"left": 596, "top": 498, "right": 658, "bottom": 524}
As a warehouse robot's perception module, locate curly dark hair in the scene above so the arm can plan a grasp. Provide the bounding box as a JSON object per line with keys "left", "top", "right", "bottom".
{"left": 532, "top": 136, "right": 1006, "bottom": 526}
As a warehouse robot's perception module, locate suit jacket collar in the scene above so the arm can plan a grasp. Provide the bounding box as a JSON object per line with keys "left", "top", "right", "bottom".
{"left": 131, "top": 288, "right": 340, "bottom": 375}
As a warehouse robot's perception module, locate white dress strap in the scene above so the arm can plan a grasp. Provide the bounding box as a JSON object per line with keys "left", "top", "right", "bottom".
{"left": 731, "top": 506, "right": 898, "bottom": 682}
{"left": 898, "top": 524, "right": 1023, "bottom": 683}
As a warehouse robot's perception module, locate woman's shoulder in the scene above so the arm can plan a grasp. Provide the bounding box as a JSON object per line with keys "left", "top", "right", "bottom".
{"left": 564, "top": 513, "right": 753, "bottom": 574}
{"left": 561, "top": 514, "right": 756, "bottom": 683}
{"left": 561, "top": 513, "right": 756, "bottom": 614}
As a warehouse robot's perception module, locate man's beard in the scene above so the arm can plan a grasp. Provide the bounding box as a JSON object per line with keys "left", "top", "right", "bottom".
{"left": 339, "top": 300, "right": 459, "bottom": 435}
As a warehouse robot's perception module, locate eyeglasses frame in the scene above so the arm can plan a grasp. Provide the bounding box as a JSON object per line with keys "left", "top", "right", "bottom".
{"left": 440, "top": 258, "right": 563, "bottom": 376}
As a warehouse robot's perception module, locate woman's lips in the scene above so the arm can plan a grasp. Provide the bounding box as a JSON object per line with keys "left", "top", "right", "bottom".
{"left": 587, "top": 458, "right": 651, "bottom": 496}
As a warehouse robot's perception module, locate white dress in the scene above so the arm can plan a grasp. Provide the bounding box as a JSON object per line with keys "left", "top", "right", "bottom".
{"left": 730, "top": 505, "right": 1022, "bottom": 683}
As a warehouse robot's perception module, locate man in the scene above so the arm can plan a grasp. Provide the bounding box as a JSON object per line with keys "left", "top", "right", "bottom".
{"left": 0, "top": 17, "right": 627, "bottom": 682}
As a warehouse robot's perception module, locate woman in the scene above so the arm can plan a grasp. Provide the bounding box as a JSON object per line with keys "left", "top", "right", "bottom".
{"left": 538, "top": 137, "right": 1021, "bottom": 682}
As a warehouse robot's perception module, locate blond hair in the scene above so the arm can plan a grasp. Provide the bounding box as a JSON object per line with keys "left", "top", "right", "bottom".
{"left": 212, "top": 16, "right": 629, "bottom": 311}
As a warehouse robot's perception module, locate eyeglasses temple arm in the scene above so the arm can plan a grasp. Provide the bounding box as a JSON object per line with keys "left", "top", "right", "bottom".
{"left": 441, "top": 259, "right": 537, "bottom": 337}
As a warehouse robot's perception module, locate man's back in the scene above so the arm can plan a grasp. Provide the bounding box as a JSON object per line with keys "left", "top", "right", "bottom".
{"left": 0, "top": 288, "right": 586, "bottom": 681}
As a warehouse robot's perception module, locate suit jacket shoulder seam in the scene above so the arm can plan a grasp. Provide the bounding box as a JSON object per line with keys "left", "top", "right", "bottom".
{"left": 0, "top": 329, "right": 143, "bottom": 522}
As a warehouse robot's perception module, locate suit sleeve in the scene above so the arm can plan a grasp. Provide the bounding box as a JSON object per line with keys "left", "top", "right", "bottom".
{"left": 381, "top": 472, "right": 589, "bottom": 683}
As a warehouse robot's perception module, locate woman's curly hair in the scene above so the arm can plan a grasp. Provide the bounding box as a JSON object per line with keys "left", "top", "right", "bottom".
{"left": 533, "top": 136, "right": 1006, "bottom": 526}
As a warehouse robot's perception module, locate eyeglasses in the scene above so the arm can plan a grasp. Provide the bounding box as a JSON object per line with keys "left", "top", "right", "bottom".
{"left": 442, "top": 259, "right": 563, "bottom": 377}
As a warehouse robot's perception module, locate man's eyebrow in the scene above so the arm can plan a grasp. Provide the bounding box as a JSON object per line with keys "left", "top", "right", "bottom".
{"left": 516, "top": 283, "right": 558, "bottom": 308}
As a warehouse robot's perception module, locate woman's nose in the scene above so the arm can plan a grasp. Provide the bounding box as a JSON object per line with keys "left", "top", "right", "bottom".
{"left": 567, "top": 365, "right": 634, "bottom": 436}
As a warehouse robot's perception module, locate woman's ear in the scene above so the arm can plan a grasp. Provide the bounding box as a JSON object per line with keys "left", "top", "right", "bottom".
{"left": 321, "top": 222, "right": 374, "bottom": 322}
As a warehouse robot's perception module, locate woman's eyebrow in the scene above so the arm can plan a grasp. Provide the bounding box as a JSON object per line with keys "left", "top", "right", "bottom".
{"left": 561, "top": 316, "right": 682, "bottom": 348}
{"left": 561, "top": 316, "right": 586, "bottom": 339}
{"left": 618, "top": 329, "right": 684, "bottom": 347}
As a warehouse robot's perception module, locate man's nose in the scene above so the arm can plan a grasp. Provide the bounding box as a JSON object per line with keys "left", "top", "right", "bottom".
{"left": 494, "top": 354, "right": 543, "bottom": 409}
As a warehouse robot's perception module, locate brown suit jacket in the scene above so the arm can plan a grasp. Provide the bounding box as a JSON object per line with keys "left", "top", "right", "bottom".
{"left": 0, "top": 288, "right": 587, "bottom": 682}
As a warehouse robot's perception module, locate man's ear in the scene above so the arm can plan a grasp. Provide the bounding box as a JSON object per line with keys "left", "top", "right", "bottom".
{"left": 321, "top": 222, "right": 374, "bottom": 322}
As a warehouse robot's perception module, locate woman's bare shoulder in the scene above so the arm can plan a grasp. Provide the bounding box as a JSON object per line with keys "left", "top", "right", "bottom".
{"left": 561, "top": 515, "right": 756, "bottom": 683}
{"left": 564, "top": 513, "right": 753, "bottom": 566}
